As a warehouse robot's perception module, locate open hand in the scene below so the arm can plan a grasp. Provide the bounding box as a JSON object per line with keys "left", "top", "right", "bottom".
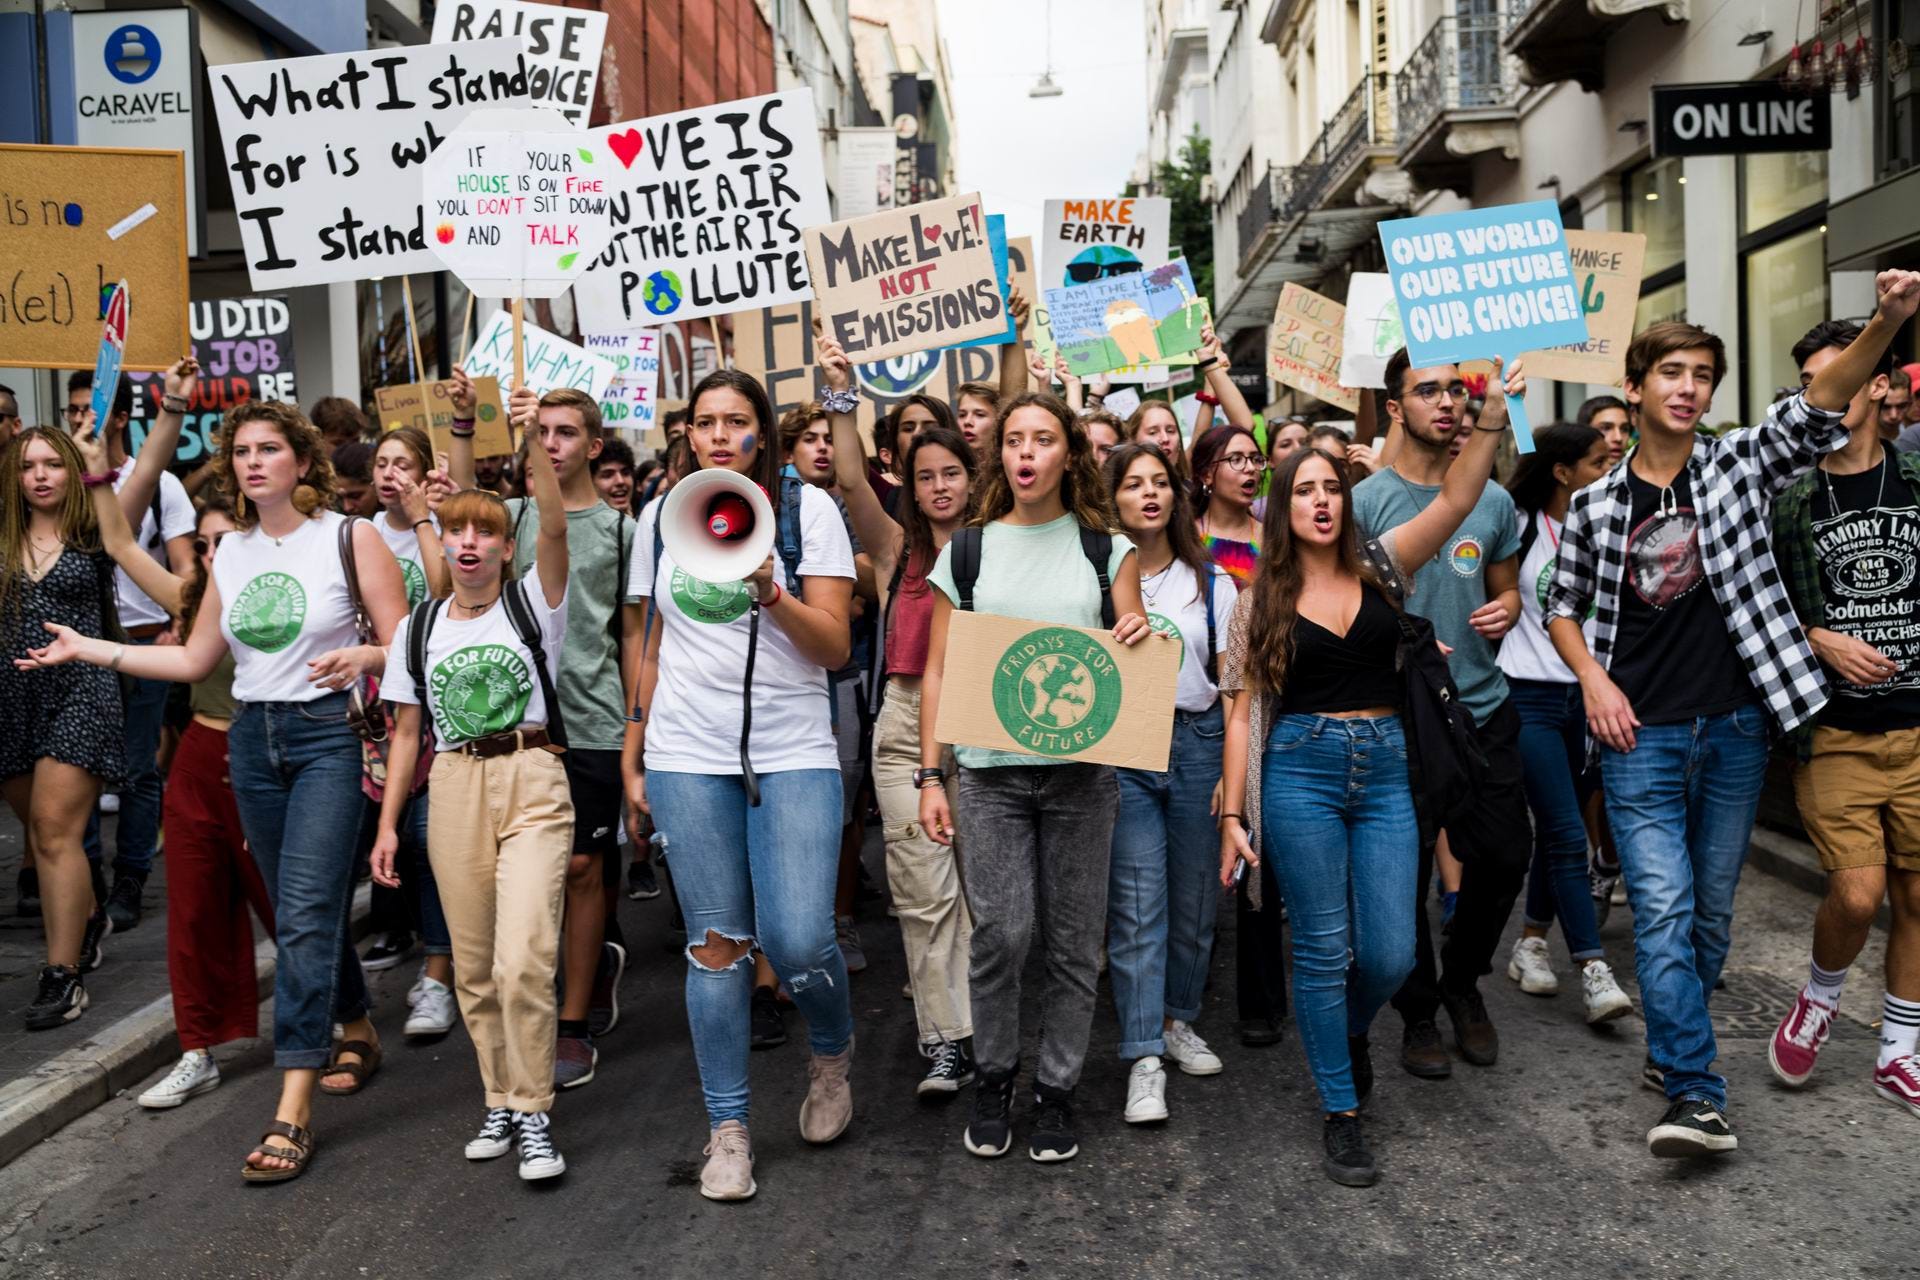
{"left": 15, "top": 622, "right": 90, "bottom": 671}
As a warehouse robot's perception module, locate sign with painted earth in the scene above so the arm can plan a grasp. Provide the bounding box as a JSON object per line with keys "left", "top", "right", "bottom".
{"left": 991, "top": 626, "right": 1124, "bottom": 757}
{"left": 672, "top": 570, "right": 752, "bottom": 625}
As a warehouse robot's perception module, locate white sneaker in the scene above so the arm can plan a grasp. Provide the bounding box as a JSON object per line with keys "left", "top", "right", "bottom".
{"left": 1506, "top": 936, "right": 1560, "bottom": 996}
{"left": 405, "top": 963, "right": 431, "bottom": 1008}
{"left": 404, "top": 977, "right": 457, "bottom": 1037}
{"left": 1124, "top": 1056, "right": 1169, "bottom": 1124}
{"left": 516, "top": 1111, "right": 566, "bottom": 1181}
{"left": 99, "top": 792, "right": 120, "bottom": 814}
{"left": 1580, "top": 960, "right": 1633, "bottom": 1024}
{"left": 1162, "top": 1020, "right": 1223, "bottom": 1076}
{"left": 465, "top": 1107, "right": 516, "bottom": 1160}
{"left": 137, "top": 1050, "right": 220, "bottom": 1109}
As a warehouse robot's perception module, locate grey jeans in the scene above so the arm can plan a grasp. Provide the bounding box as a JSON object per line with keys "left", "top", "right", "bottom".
{"left": 956, "top": 762, "right": 1118, "bottom": 1092}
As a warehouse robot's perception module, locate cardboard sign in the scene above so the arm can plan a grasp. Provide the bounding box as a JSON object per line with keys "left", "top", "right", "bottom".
{"left": 0, "top": 143, "right": 190, "bottom": 371}
{"left": 376, "top": 375, "right": 512, "bottom": 458}
{"left": 803, "top": 192, "right": 1003, "bottom": 363}
{"left": 422, "top": 106, "right": 615, "bottom": 299}
{"left": 1338, "top": 272, "right": 1402, "bottom": 390}
{"left": 208, "top": 39, "right": 530, "bottom": 290}
{"left": 585, "top": 329, "right": 660, "bottom": 440}
{"left": 1039, "top": 197, "right": 1171, "bottom": 292}
{"left": 465, "top": 306, "right": 618, "bottom": 396}
{"left": 1269, "top": 282, "right": 1358, "bottom": 412}
{"left": 575, "top": 90, "right": 830, "bottom": 329}
{"left": 430, "top": 0, "right": 606, "bottom": 126}
{"left": 836, "top": 126, "right": 898, "bottom": 219}
{"left": 934, "top": 611, "right": 1179, "bottom": 771}
{"left": 1144, "top": 259, "right": 1208, "bottom": 363}
{"left": 1045, "top": 256, "right": 1207, "bottom": 377}
{"left": 89, "top": 281, "right": 129, "bottom": 426}
{"left": 953, "top": 214, "right": 1015, "bottom": 351}
{"left": 1522, "top": 230, "right": 1647, "bottom": 386}
{"left": 126, "top": 294, "right": 298, "bottom": 463}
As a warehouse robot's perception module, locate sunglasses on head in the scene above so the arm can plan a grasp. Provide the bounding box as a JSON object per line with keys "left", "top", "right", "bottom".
{"left": 1065, "top": 259, "right": 1144, "bottom": 284}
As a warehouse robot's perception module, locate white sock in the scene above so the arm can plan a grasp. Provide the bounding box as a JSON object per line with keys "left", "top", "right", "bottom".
{"left": 1880, "top": 993, "right": 1920, "bottom": 1069}
{"left": 1805, "top": 959, "right": 1848, "bottom": 1008}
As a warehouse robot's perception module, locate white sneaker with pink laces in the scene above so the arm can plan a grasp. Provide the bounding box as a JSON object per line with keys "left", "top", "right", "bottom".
{"left": 1872, "top": 1054, "right": 1920, "bottom": 1118}
{"left": 1769, "top": 991, "right": 1837, "bottom": 1087}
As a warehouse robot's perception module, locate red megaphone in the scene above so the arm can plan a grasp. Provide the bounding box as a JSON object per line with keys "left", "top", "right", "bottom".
{"left": 706, "top": 493, "right": 754, "bottom": 539}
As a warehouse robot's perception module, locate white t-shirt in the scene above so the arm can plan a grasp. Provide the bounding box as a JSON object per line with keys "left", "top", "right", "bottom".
{"left": 1140, "top": 556, "right": 1237, "bottom": 712}
{"left": 1496, "top": 509, "right": 1594, "bottom": 685}
{"left": 112, "top": 469, "right": 195, "bottom": 628}
{"left": 213, "top": 510, "right": 367, "bottom": 704}
{"left": 385, "top": 580, "right": 569, "bottom": 752}
{"left": 629, "top": 482, "right": 856, "bottom": 775}
{"left": 377, "top": 513, "right": 437, "bottom": 607}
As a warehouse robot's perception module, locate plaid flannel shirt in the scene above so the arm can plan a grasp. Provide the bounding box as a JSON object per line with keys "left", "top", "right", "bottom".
{"left": 1545, "top": 390, "right": 1848, "bottom": 739}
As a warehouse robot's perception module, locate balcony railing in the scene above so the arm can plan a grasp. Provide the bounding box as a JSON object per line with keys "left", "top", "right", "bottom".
{"left": 1285, "top": 74, "right": 1394, "bottom": 218}
{"left": 1396, "top": 6, "right": 1522, "bottom": 151}
{"left": 1236, "top": 165, "right": 1281, "bottom": 267}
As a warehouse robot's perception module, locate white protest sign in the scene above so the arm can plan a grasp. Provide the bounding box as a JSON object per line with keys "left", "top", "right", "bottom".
{"left": 836, "top": 126, "right": 897, "bottom": 218}
{"left": 1339, "top": 273, "right": 1403, "bottom": 390}
{"left": 584, "top": 330, "right": 660, "bottom": 438}
{"left": 575, "top": 90, "right": 830, "bottom": 329}
{"left": 466, "top": 306, "right": 618, "bottom": 396}
{"left": 1039, "top": 197, "right": 1171, "bottom": 293}
{"left": 422, "top": 106, "right": 615, "bottom": 299}
{"left": 1100, "top": 387, "right": 1141, "bottom": 420}
{"left": 209, "top": 40, "right": 529, "bottom": 290}
{"left": 430, "top": 0, "right": 606, "bottom": 126}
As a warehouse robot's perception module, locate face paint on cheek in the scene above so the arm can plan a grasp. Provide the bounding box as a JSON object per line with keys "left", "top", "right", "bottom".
{"left": 739, "top": 433, "right": 755, "bottom": 456}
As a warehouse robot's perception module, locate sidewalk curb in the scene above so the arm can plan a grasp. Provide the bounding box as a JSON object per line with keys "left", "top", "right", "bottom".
{"left": 0, "top": 882, "right": 372, "bottom": 1169}
{"left": 1748, "top": 825, "right": 1889, "bottom": 930}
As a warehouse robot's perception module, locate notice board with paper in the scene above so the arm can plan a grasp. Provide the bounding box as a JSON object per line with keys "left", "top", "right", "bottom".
{"left": 934, "top": 611, "right": 1179, "bottom": 771}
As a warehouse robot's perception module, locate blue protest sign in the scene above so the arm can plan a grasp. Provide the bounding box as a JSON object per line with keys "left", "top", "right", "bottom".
{"left": 954, "top": 214, "right": 1014, "bottom": 350}
{"left": 90, "top": 280, "right": 129, "bottom": 428}
{"left": 1378, "top": 200, "right": 1585, "bottom": 452}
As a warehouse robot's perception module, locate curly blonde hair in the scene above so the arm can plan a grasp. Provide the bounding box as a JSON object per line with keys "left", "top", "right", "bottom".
{"left": 216, "top": 401, "right": 337, "bottom": 529}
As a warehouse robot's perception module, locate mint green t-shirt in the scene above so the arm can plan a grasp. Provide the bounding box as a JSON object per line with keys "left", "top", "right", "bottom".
{"left": 926, "top": 514, "right": 1135, "bottom": 769}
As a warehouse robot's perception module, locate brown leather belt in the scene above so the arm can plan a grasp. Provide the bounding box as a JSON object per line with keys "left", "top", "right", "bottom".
{"left": 124, "top": 623, "right": 167, "bottom": 640}
{"left": 455, "top": 726, "right": 554, "bottom": 758}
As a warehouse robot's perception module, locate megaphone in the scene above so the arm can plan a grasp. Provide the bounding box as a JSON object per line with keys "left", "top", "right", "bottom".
{"left": 659, "top": 467, "right": 776, "bottom": 584}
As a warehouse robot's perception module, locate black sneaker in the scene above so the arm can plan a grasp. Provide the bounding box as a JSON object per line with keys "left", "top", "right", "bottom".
{"left": 104, "top": 873, "right": 144, "bottom": 931}
{"left": 1348, "top": 1035, "right": 1374, "bottom": 1109}
{"left": 626, "top": 859, "right": 661, "bottom": 900}
{"left": 1400, "top": 1019, "right": 1452, "bottom": 1078}
{"left": 1239, "top": 1015, "right": 1285, "bottom": 1047}
{"left": 361, "top": 931, "right": 415, "bottom": 972}
{"left": 1321, "top": 1112, "right": 1379, "bottom": 1186}
{"left": 588, "top": 941, "right": 626, "bottom": 1037}
{"left": 80, "top": 910, "right": 113, "bottom": 974}
{"left": 1647, "top": 1095, "right": 1737, "bottom": 1157}
{"left": 1028, "top": 1084, "right": 1079, "bottom": 1163}
{"left": 917, "top": 1038, "right": 976, "bottom": 1098}
{"left": 16, "top": 867, "right": 40, "bottom": 918}
{"left": 1440, "top": 987, "right": 1499, "bottom": 1066}
{"left": 964, "top": 1070, "right": 1016, "bottom": 1157}
{"left": 749, "top": 986, "right": 787, "bottom": 1050}
{"left": 24, "top": 966, "right": 86, "bottom": 1031}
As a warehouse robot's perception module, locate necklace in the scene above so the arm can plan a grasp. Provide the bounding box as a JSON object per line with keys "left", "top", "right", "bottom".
{"left": 449, "top": 593, "right": 502, "bottom": 618}
{"left": 1140, "top": 558, "right": 1175, "bottom": 609}
{"left": 1820, "top": 453, "right": 1889, "bottom": 518}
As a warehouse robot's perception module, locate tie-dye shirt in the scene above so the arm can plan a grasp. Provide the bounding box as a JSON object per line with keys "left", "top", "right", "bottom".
{"left": 1202, "top": 532, "right": 1260, "bottom": 590}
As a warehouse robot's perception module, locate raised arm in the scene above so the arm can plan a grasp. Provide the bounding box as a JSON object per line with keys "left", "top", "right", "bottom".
{"left": 117, "top": 357, "right": 198, "bottom": 523}
{"left": 512, "top": 386, "right": 569, "bottom": 607}
{"left": 814, "top": 321, "right": 905, "bottom": 582}
{"left": 999, "top": 288, "right": 1032, "bottom": 401}
{"left": 445, "top": 365, "right": 478, "bottom": 490}
{"left": 1387, "top": 357, "right": 1522, "bottom": 571}
{"left": 1198, "top": 325, "right": 1254, "bottom": 429}
{"left": 1807, "top": 271, "right": 1919, "bottom": 412}
{"left": 75, "top": 413, "right": 184, "bottom": 613}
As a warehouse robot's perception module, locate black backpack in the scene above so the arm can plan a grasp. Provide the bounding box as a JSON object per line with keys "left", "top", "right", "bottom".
{"left": 947, "top": 523, "right": 1117, "bottom": 628}
{"left": 404, "top": 578, "right": 568, "bottom": 749}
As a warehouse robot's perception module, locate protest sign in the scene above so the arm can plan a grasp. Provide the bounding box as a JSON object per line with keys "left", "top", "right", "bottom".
{"left": 1100, "top": 387, "right": 1142, "bottom": 420}
{"left": 1338, "top": 273, "right": 1403, "bottom": 390}
{"left": 0, "top": 143, "right": 190, "bottom": 371}
{"left": 89, "top": 281, "right": 129, "bottom": 427}
{"left": 836, "top": 126, "right": 897, "bottom": 219}
{"left": 1522, "top": 230, "right": 1647, "bottom": 386}
{"left": 376, "top": 375, "right": 512, "bottom": 457}
{"left": 575, "top": 90, "right": 830, "bottom": 329}
{"left": 208, "top": 40, "right": 530, "bottom": 290}
{"left": 585, "top": 330, "right": 660, "bottom": 442}
{"left": 126, "top": 295, "right": 298, "bottom": 463}
{"left": 422, "top": 106, "right": 616, "bottom": 299}
{"left": 1144, "top": 259, "right": 1208, "bottom": 364}
{"left": 1046, "top": 275, "right": 1154, "bottom": 377}
{"left": 1039, "top": 197, "right": 1171, "bottom": 292}
{"left": 953, "top": 214, "right": 1015, "bottom": 351}
{"left": 935, "top": 611, "right": 1179, "bottom": 772}
{"left": 803, "top": 192, "right": 1003, "bottom": 363}
{"left": 464, "top": 305, "right": 618, "bottom": 396}
{"left": 430, "top": 0, "right": 606, "bottom": 126}
{"left": 1269, "top": 282, "right": 1358, "bottom": 412}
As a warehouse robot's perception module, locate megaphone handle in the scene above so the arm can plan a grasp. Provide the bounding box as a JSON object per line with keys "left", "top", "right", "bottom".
{"left": 741, "top": 601, "right": 762, "bottom": 808}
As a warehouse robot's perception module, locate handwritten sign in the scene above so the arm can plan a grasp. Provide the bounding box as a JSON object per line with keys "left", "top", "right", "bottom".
{"left": 1339, "top": 273, "right": 1403, "bottom": 390}
{"left": 585, "top": 330, "right": 660, "bottom": 439}
{"left": 1522, "top": 230, "right": 1647, "bottom": 386}
{"left": 430, "top": 0, "right": 606, "bottom": 126}
{"left": 802, "top": 192, "right": 1003, "bottom": 363}
{"left": 377, "top": 375, "right": 512, "bottom": 458}
{"left": 208, "top": 40, "right": 530, "bottom": 290}
{"left": 1269, "top": 283, "right": 1358, "bottom": 412}
{"left": 1046, "top": 275, "right": 1152, "bottom": 377}
{"left": 575, "top": 90, "right": 830, "bottom": 329}
{"left": 126, "top": 295, "right": 298, "bottom": 462}
{"left": 1040, "top": 197, "right": 1170, "bottom": 292}
{"left": 89, "top": 281, "right": 129, "bottom": 426}
{"left": 422, "top": 106, "right": 615, "bottom": 299}
{"left": 465, "top": 306, "right": 618, "bottom": 396}
{"left": 1143, "top": 258, "right": 1207, "bottom": 363}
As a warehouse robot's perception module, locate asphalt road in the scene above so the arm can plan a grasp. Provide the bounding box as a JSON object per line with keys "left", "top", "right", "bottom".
{"left": 0, "top": 840, "right": 1910, "bottom": 1280}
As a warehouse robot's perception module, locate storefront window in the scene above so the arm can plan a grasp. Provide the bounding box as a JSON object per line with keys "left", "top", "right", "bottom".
{"left": 1743, "top": 225, "right": 1829, "bottom": 422}
{"left": 1626, "top": 157, "right": 1686, "bottom": 278}
{"left": 1634, "top": 279, "right": 1687, "bottom": 334}
{"left": 1741, "top": 150, "right": 1827, "bottom": 235}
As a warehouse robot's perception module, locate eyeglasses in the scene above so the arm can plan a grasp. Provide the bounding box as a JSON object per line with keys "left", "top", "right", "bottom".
{"left": 1217, "top": 451, "right": 1268, "bottom": 473}
{"left": 1065, "top": 259, "right": 1144, "bottom": 284}
{"left": 62, "top": 405, "right": 86, "bottom": 419}
{"left": 1402, "top": 381, "right": 1469, "bottom": 405}
{"left": 191, "top": 532, "right": 230, "bottom": 556}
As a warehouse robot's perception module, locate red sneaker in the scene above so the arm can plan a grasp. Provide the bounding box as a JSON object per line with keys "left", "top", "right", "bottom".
{"left": 1872, "top": 1055, "right": 1920, "bottom": 1118}
{"left": 1768, "top": 992, "right": 1836, "bottom": 1087}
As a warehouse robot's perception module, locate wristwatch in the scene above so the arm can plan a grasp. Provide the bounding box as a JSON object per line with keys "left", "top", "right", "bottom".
{"left": 820, "top": 386, "right": 860, "bottom": 415}
{"left": 912, "top": 767, "right": 945, "bottom": 790}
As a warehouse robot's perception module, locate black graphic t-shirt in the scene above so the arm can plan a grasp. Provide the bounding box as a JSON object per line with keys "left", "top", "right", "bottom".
{"left": 1811, "top": 460, "right": 1920, "bottom": 732}
{"left": 1609, "top": 469, "right": 1756, "bottom": 724}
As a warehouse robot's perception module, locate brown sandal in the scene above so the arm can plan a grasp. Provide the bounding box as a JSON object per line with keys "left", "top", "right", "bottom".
{"left": 241, "top": 1120, "right": 316, "bottom": 1183}
{"left": 318, "top": 1038, "right": 382, "bottom": 1096}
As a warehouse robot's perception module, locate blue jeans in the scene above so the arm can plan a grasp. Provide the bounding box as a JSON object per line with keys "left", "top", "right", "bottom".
{"left": 649, "top": 768, "right": 853, "bottom": 1127}
{"left": 1261, "top": 714, "right": 1419, "bottom": 1113}
{"left": 1600, "top": 702, "right": 1771, "bottom": 1108}
{"left": 1110, "top": 702, "right": 1225, "bottom": 1058}
{"left": 1509, "top": 679, "right": 1604, "bottom": 962}
{"left": 359, "top": 793, "right": 452, "bottom": 955}
{"left": 228, "top": 695, "right": 372, "bottom": 1069}
{"left": 83, "top": 640, "right": 168, "bottom": 878}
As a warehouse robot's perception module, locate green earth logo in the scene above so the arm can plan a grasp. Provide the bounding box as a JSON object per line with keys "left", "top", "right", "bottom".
{"left": 670, "top": 568, "right": 750, "bottom": 624}
{"left": 429, "top": 645, "right": 533, "bottom": 743}
{"left": 1148, "top": 612, "right": 1183, "bottom": 668}
{"left": 991, "top": 626, "right": 1122, "bottom": 756}
{"left": 1536, "top": 556, "right": 1594, "bottom": 619}
{"left": 642, "top": 270, "right": 684, "bottom": 317}
{"left": 228, "top": 572, "right": 306, "bottom": 654}
{"left": 400, "top": 557, "right": 427, "bottom": 607}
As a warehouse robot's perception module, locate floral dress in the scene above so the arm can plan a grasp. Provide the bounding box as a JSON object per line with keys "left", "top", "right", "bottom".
{"left": 0, "top": 548, "right": 126, "bottom": 784}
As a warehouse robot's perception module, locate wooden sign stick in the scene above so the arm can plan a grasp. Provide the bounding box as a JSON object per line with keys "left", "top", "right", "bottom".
{"left": 401, "top": 275, "right": 425, "bottom": 380}
{"left": 455, "top": 293, "right": 476, "bottom": 367}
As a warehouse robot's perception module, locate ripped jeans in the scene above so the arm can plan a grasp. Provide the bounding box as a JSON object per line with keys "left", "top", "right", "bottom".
{"left": 648, "top": 768, "right": 853, "bottom": 1127}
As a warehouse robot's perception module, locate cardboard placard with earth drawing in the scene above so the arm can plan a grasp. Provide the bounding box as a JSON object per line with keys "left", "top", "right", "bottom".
{"left": 376, "top": 376, "right": 512, "bottom": 457}
{"left": 935, "top": 611, "right": 1180, "bottom": 771}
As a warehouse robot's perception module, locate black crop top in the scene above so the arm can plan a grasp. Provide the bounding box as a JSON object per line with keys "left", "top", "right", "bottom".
{"left": 1275, "top": 585, "right": 1403, "bottom": 716}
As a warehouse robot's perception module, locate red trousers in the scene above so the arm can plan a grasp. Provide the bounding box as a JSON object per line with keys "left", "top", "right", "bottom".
{"left": 163, "top": 720, "right": 274, "bottom": 1050}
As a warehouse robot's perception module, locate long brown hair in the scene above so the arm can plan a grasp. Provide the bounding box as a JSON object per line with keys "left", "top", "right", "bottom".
{"left": 0, "top": 427, "right": 100, "bottom": 623}
{"left": 1188, "top": 424, "right": 1260, "bottom": 516}
{"left": 179, "top": 496, "right": 235, "bottom": 633}
{"left": 971, "top": 392, "right": 1114, "bottom": 531}
{"left": 217, "top": 401, "right": 337, "bottom": 530}
{"left": 1124, "top": 398, "right": 1190, "bottom": 479}
{"left": 1242, "top": 446, "right": 1390, "bottom": 696}
{"left": 1102, "top": 441, "right": 1211, "bottom": 605}
{"left": 898, "top": 424, "right": 977, "bottom": 566}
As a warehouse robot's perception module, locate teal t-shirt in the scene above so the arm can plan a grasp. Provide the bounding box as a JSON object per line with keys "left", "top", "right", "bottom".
{"left": 506, "top": 497, "right": 634, "bottom": 751}
{"left": 926, "top": 514, "right": 1135, "bottom": 769}
{"left": 1352, "top": 469, "right": 1521, "bottom": 725}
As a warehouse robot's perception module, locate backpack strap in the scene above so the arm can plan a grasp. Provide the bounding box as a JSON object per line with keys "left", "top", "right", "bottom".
{"left": 635, "top": 504, "right": 666, "bottom": 722}
{"left": 1361, "top": 535, "right": 1407, "bottom": 606}
{"left": 607, "top": 510, "right": 629, "bottom": 650}
{"left": 1516, "top": 509, "right": 1540, "bottom": 566}
{"left": 1203, "top": 564, "right": 1219, "bottom": 686}
{"left": 405, "top": 597, "right": 444, "bottom": 709}
{"left": 777, "top": 474, "right": 804, "bottom": 594}
{"left": 506, "top": 578, "right": 568, "bottom": 749}
{"left": 950, "top": 526, "right": 982, "bottom": 612}
{"left": 145, "top": 486, "right": 165, "bottom": 552}
{"left": 1079, "top": 525, "right": 1116, "bottom": 629}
